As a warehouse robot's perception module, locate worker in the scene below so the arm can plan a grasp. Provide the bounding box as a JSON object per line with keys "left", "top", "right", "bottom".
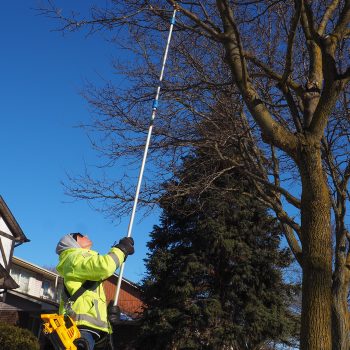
{"left": 55, "top": 232, "right": 135, "bottom": 350}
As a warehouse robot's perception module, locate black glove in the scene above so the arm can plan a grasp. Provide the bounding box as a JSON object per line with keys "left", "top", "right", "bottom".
{"left": 107, "top": 302, "right": 121, "bottom": 326}
{"left": 114, "top": 237, "right": 135, "bottom": 258}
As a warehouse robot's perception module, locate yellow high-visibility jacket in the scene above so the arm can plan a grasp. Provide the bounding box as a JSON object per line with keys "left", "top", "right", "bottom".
{"left": 56, "top": 236, "right": 124, "bottom": 334}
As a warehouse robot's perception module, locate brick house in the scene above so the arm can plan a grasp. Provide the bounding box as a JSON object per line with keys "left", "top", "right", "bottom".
{"left": 104, "top": 275, "right": 143, "bottom": 318}
{"left": 4, "top": 256, "right": 62, "bottom": 335}
{"left": 7, "top": 256, "right": 144, "bottom": 349}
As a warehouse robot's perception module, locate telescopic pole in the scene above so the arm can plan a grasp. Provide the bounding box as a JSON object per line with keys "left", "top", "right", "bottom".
{"left": 113, "top": 6, "right": 178, "bottom": 306}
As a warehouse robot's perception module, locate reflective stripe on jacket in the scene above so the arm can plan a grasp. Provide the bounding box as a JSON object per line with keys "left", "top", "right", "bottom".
{"left": 56, "top": 247, "right": 124, "bottom": 333}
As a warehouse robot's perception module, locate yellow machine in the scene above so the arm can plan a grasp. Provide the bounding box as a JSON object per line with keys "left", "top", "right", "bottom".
{"left": 41, "top": 313, "right": 81, "bottom": 350}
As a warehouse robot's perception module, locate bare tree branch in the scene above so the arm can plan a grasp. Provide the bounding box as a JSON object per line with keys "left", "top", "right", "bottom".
{"left": 318, "top": 0, "right": 341, "bottom": 35}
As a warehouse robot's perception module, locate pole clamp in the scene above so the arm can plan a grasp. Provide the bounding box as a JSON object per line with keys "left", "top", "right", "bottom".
{"left": 173, "top": 2, "right": 181, "bottom": 11}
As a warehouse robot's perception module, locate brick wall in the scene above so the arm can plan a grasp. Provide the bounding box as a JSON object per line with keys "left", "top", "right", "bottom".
{"left": 0, "top": 303, "right": 19, "bottom": 324}
{"left": 103, "top": 277, "right": 143, "bottom": 317}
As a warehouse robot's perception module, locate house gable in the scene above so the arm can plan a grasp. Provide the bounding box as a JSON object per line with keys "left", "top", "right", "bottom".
{"left": 0, "top": 196, "right": 29, "bottom": 289}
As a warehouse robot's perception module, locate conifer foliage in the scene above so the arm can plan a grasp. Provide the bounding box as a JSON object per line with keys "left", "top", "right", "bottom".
{"left": 139, "top": 151, "right": 298, "bottom": 349}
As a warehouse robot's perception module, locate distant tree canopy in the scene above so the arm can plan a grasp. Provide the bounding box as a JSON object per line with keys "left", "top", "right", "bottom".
{"left": 139, "top": 148, "right": 299, "bottom": 350}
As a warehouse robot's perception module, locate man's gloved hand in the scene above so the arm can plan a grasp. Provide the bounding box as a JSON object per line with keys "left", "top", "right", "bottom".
{"left": 107, "top": 302, "right": 121, "bottom": 326}
{"left": 114, "top": 237, "right": 135, "bottom": 259}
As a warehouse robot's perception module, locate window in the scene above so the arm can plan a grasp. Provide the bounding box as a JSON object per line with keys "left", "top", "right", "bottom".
{"left": 19, "top": 271, "right": 30, "bottom": 293}
{"left": 10, "top": 268, "right": 20, "bottom": 284}
{"left": 10, "top": 267, "right": 30, "bottom": 293}
{"left": 42, "top": 280, "right": 53, "bottom": 299}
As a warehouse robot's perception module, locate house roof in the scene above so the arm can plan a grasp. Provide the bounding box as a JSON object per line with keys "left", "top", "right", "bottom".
{"left": 12, "top": 256, "right": 59, "bottom": 280}
{"left": 0, "top": 301, "right": 23, "bottom": 311}
{"left": 111, "top": 272, "right": 140, "bottom": 290}
{"left": 0, "top": 196, "right": 29, "bottom": 243}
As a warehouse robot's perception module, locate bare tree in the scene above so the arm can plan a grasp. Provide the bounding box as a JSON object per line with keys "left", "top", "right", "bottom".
{"left": 39, "top": 1, "right": 350, "bottom": 349}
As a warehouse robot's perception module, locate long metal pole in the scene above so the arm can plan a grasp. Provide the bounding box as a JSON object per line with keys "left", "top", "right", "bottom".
{"left": 113, "top": 7, "right": 178, "bottom": 306}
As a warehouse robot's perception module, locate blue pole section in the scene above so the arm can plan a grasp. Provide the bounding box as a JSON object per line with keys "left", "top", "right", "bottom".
{"left": 113, "top": 7, "right": 178, "bottom": 306}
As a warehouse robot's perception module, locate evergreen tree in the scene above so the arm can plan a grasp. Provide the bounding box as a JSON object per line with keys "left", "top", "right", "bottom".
{"left": 138, "top": 151, "right": 299, "bottom": 350}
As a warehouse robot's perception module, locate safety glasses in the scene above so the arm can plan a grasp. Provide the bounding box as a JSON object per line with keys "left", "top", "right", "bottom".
{"left": 71, "top": 233, "right": 85, "bottom": 241}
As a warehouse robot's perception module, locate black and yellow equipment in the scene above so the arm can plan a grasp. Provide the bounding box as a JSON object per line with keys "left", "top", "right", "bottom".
{"left": 41, "top": 313, "right": 81, "bottom": 350}
{"left": 41, "top": 280, "right": 98, "bottom": 349}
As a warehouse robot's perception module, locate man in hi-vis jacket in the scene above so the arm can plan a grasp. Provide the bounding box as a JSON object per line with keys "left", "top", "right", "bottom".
{"left": 55, "top": 232, "right": 134, "bottom": 350}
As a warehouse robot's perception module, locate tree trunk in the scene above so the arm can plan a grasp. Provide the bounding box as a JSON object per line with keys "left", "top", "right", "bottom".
{"left": 332, "top": 263, "right": 350, "bottom": 350}
{"left": 298, "top": 138, "right": 332, "bottom": 350}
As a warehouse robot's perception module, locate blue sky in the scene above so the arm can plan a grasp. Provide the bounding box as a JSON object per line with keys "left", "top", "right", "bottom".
{"left": 0, "top": 1, "right": 158, "bottom": 283}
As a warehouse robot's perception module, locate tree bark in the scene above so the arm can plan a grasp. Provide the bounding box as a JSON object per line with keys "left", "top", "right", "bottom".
{"left": 297, "top": 136, "right": 332, "bottom": 350}
{"left": 332, "top": 264, "right": 350, "bottom": 350}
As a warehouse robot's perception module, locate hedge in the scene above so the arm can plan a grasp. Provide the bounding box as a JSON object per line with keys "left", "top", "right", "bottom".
{"left": 0, "top": 322, "right": 39, "bottom": 350}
